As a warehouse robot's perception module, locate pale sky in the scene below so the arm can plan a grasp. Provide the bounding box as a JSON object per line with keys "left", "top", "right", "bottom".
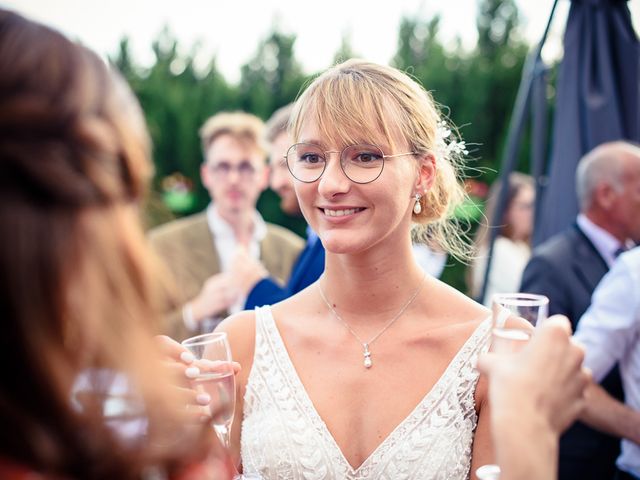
{"left": 3, "top": 0, "right": 639, "bottom": 82}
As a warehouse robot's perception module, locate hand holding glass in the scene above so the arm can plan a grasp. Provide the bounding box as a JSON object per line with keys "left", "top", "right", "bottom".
{"left": 477, "top": 293, "right": 550, "bottom": 480}
{"left": 181, "top": 332, "right": 236, "bottom": 449}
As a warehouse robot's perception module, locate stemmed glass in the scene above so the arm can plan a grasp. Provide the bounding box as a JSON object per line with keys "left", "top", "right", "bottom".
{"left": 181, "top": 333, "right": 236, "bottom": 451}
{"left": 476, "top": 293, "right": 549, "bottom": 479}
{"left": 181, "top": 332, "right": 261, "bottom": 479}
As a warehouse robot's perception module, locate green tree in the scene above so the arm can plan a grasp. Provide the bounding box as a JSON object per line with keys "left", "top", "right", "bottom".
{"left": 112, "top": 27, "right": 240, "bottom": 214}
{"left": 239, "top": 29, "right": 308, "bottom": 119}
{"left": 332, "top": 33, "right": 359, "bottom": 65}
{"left": 392, "top": 1, "right": 530, "bottom": 292}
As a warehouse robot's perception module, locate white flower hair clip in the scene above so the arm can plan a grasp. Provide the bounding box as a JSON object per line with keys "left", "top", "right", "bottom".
{"left": 435, "top": 120, "right": 469, "bottom": 160}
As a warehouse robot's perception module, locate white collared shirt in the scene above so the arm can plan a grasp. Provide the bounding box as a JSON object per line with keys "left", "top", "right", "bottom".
{"left": 206, "top": 203, "right": 267, "bottom": 313}
{"left": 576, "top": 214, "right": 628, "bottom": 267}
{"left": 574, "top": 247, "right": 640, "bottom": 477}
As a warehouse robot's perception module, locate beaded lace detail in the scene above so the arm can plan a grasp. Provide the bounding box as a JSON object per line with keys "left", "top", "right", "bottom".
{"left": 241, "top": 306, "right": 491, "bottom": 480}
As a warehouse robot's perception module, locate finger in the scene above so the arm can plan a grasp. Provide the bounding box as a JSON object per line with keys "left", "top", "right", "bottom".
{"left": 163, "top": 358, "right": 198, "bottom": 376}
{"left": 476, "top": 352, "right": 498, "bottom": 375}
{"left": 163, "top": 359, "right": 202, "bottom": 380}
{"left": 171, "top": 385, "right": 211, "bottom": 407}
{"left": 184, "top": 403, "right": 212, "bottom": 424}
{"left": 194, "top": 359, "right": 241, "bottom": 376}
{"left": 544, "top": 315, "right": 573, "bottom": 335}
{"left": 155, "top": 335, "right": 192, "bottom": 362}
{"left": 569, "top": 337, "right": 586, "bottom": 362}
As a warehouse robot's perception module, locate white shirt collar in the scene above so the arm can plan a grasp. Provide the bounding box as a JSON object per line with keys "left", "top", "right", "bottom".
{"left": 576, "top": 213, "right": 624, "bottom": 267}
{"left": 206, "top": 203, "right": 267, "bottom": 243}
{"left": 206, "top": 203, "right": 267, "bottom": 313}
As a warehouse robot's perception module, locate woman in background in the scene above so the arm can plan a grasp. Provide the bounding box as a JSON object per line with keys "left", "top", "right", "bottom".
{"left": 470, "top": 172, "right": 535, "bottom": 305}
{"left": 0, "top": 9, "right": 229, "bottom": 479}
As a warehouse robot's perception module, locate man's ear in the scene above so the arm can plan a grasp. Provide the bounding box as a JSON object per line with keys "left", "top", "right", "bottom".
{"left": 200, "top": 162, "right": 210, "bottom": 189}
{"left": 595, "top": 182, "right": 617, "bottom": 210}
{"left": 258, "top": 164, "right": 270, "bottom": 192}
{"left": 415, "top": 153, "right": 436, "bottom": 193}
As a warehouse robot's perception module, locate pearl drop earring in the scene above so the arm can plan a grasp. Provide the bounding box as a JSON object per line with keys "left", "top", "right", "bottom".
{"left": 413, "top": 194, "right": 422, "bottom": 215}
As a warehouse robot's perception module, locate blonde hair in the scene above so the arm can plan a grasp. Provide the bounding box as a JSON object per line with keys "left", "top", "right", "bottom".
{"left": 289, "top": 59, "right": 471, "bottom": 260}
{"left": 199, "top": 111, "right": 267, "bottom": 159}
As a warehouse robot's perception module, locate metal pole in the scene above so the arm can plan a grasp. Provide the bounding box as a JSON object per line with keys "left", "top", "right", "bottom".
{"left": 477, "top": 0, "right": 559, "bottom": 303}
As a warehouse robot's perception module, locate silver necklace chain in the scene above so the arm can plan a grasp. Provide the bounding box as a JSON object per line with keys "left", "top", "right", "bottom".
{"left": 317, "top": 272, "right": 427, "bottom": 369}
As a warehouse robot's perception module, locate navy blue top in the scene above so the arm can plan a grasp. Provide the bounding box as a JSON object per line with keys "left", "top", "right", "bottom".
{"left": 245, "top": 229, "right": 325, "bottom": 309}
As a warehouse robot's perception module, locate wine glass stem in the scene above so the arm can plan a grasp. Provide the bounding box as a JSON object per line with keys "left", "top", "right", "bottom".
{"left": 214, "top": 425, "right": 230, "bottom": 449}
{"left": 214, "top": 424, "right": 240, "bottom": 475}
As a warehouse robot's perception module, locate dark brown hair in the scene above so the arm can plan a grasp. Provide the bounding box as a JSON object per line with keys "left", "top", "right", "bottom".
{"left": 0, "top": 9, "right": 216, "bottom": 478}
{"left": 468, "top": 172, "right": 534, "bottom": 298}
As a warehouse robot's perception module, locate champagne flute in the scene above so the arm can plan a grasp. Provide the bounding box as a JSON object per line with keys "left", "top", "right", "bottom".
{"left": 490, "top": 293, "right": 549, "bottom": 353}
{"left": 182, "top": 333, "right": 262, "bottom": 479}
{"left": 181, "top": 332, "right": 236, "bottom": 450}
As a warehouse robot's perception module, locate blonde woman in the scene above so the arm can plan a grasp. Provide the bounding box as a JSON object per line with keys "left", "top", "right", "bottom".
{"left": 205, "top": 59, "right": 494, "bottom": 479}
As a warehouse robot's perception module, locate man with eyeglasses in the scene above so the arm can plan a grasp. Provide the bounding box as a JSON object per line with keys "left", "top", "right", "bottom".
{"left": 149, "top": 111, "right": 303, "bottom": 340}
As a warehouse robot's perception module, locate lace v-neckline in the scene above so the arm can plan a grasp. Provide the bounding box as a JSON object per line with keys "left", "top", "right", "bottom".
{"left": 260, "top": 306, "right": 491, "bottom": 474}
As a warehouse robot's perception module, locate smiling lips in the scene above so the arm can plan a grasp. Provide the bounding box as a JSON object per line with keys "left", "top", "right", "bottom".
{"left": 322, "top": 207, "right": 365, "bottom": 217}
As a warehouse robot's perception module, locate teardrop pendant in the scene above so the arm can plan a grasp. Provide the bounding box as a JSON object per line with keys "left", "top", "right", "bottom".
{"left": 363, "top": 343, "right": 372, "bottom": 368}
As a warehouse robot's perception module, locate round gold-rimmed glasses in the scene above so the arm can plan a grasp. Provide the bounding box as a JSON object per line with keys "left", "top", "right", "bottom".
{"left": 285, "top": 143, "right": 417, "bottom": 184}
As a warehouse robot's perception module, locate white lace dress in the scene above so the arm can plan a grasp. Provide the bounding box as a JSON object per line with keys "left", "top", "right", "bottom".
{"left": 241, "top": 306, "right": 491, "bottom": 480}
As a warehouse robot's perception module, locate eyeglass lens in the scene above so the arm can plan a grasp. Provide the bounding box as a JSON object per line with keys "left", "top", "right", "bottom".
{"left": 210, "top": 161, "right": 256, "bottom": 177}
{"left": 286, "top": 143, "right": 385, "bottom": 184}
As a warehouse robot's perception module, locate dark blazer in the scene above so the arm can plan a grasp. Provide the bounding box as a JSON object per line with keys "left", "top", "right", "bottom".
{"left": 521, "top": 223, "right": 624, "bottom": 480}
{"left": 245, "top": 235, "right": 325, "bottom": 309}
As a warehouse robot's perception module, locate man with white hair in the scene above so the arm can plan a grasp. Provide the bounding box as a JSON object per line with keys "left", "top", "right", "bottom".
{"left": 521, "top": 141, "right": 640, "bottom": 480}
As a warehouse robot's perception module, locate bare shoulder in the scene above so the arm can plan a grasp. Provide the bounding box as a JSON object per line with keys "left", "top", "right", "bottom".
{"left": 427, "top": 277, "right": 490, "bottom": 331}
{"left": 215, "top": 310, "right": 257, "bottom": 370}
{"left": 424, "top": 280, "right": 494, "bottom": 416}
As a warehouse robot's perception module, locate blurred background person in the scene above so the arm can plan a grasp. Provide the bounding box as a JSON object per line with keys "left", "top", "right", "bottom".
{"left": 574, "top": 246, "right": 640, "bottom": 480}
{"left": 0, "top": 8, "right": 230, "bottom": 479}
{"left": 149, "top": 111, "right": 303, "bottom": 340}
{"left": 232, "top": 104, "right": 326, "bottom": 310}
{"left": 521, "top": 141, "right": 640, "bottom": 480}
{"left": 469, "top": 172, "right": 535, "bottom": 305}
